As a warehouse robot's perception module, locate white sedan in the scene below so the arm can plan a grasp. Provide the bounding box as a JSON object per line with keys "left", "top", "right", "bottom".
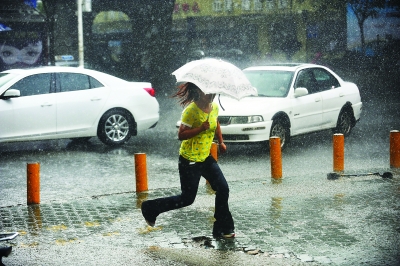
{"left": 218, "top": 63, "right": 362, "bottom": 149}
{"left": 0, "top": 67, "right": 159, "bottom": 146}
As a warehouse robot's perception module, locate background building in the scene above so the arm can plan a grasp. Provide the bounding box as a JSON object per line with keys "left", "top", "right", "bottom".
{"left": 5, "top": 0, "right": 399, "bottom": 85}
{"left": 171, "top": 0, "right": 347, "bottom": 67}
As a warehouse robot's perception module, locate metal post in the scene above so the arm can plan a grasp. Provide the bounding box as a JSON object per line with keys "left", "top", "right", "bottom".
{"left": 206, "top": 142, "right": 219, "bottom": 186}
{"left": 77, "top": 0, "right": 84, "bottom": 67}
{"left": 390, "top": 130, "right": 400, "bottom": 168}
{"left": 27, "top": 162, "right": 40, "bottom": 205}
{"left": 270, "top": 136, "right": 282, "bottom": 179}
{"left": 135, "top": 153, "right": 148, "bottom": 193}
{"left": 333, "top": 133, "right": 344, "bottom": 172}
{"left": 210, "top": 142, "right": 218, "bottom": 161}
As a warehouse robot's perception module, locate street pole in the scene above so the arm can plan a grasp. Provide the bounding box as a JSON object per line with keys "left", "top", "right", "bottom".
{"left": 77, "top": 0, "right": 84, "bottom": 67}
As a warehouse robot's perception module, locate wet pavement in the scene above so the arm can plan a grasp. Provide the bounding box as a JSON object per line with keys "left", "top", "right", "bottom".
{"left": 1, "top": 69, "right": 400, "bottom": 265}
{"left": 1, "top": 169, "right": 399, "bottom": 265}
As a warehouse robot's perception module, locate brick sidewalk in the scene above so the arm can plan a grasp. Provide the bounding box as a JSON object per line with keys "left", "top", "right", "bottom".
{"left": 1, "top": 173, "right": 399, "bottom": 265}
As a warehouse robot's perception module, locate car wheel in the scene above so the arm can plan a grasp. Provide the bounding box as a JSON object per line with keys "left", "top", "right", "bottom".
{"left": 98, "top": 109, "right": 133, "bottom": 146}
{"left": 270, "top": 119, "right": 290, "bottom": 150}
{"left": 334, "top": 109, "right": 353, "bottom": 136}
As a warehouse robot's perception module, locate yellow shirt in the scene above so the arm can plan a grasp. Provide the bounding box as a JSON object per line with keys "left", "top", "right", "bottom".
{"left": 179, "top": 102, "right": 218, "bottom": 162}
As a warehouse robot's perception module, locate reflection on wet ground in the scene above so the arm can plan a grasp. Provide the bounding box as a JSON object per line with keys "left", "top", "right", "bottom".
{"left": 1, "top": 173, "right": 399, "bottom": 265}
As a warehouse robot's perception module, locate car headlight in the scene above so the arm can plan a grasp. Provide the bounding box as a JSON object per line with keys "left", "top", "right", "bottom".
{"left": 230, "top": 116, "right": 263, "bottom": 124}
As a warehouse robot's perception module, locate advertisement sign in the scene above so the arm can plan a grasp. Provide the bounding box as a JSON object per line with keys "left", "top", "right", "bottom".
{"left": 0, "top": 29, "right": 46, "bottom": 71}
{"left": 347, "top": 5, "right": 400, "bottom": 50}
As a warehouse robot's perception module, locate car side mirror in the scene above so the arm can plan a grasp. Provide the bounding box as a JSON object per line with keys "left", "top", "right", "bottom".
{"left": 294, "top": 87, "right": 308, "bottom": 98}
{"left": 1, "top": 89, "right": 21, "bottom": 99}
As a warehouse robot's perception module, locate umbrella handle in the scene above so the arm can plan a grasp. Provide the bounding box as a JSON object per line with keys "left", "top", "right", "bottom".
{"left": 218, "top": 94, "right": 225, "bottom": 111}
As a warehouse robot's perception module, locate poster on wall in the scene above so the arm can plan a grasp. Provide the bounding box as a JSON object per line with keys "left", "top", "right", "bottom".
{"left": 347, "top": 5, "right": 400, "bottom": 52}
{"left": 0, "top": 25, "right": 46, "bottom": 72}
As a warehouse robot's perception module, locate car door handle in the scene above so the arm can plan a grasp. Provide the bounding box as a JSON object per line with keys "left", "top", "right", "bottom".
{"left": 41, "top": 102, "right": 53, "bottom": 107}
{"left": 90, "top": 97, "right": 102, "bottom": 101}
{"left": 339, "top": 93, "right": 344, "bottom": 97}
{"left": 314, "top": 98, "right": 321, "bottom": 102}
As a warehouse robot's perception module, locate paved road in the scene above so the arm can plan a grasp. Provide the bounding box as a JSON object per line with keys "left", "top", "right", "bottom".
{"left": 1, "top": 171, "right": 399, "bottom": 265}
{"left": 1, "top": 68, "right": 399, "bottom": 265}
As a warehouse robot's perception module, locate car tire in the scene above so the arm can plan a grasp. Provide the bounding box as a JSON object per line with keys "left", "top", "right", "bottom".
{"left": 270, "top": 119, "right": 290, "bottom": 150}
{"left": 97, "top": 109, "right": 133, "bottom": 146}
{"left": 333, "top": 109, "right": 353, "bottom": 136}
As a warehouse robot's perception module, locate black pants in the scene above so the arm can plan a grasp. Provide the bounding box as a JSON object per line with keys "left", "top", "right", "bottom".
{"left": 143, "top": 155, "right": 234, "bottom": 233}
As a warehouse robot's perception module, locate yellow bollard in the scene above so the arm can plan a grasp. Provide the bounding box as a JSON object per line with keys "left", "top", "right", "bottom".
{"left": 27, "top": 162, "right": 40, "bottom": 205}
{"left": 390, "top": 130, "right": 400, "bottom": 168}
{"left": 270, "top": 136, "right": 282, "bottom": 179}
{"left": 134, "top": 153, "right": 148, "bottom": 193}
{"left": 333, "top": 133, "right": 344, "bottom": 172}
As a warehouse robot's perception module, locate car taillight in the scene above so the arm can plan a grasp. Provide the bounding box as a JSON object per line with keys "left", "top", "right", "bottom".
{"left": 144, "top": 87, "right": 155, "bottom": 97}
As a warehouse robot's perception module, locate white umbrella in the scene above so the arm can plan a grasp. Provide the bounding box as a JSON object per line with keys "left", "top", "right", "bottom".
{"left": 172, "top": 58, "right": 257, "bottom": 100}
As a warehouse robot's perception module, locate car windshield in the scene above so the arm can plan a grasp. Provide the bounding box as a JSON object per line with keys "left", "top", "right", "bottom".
{"left": 244, "top": 70, "right": 293, "bottom": 97}
{"left": 0, "top": 73, "right": 18, "bottom": 88}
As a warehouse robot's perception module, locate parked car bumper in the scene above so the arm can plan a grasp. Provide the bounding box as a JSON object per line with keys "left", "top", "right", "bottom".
{"left": 220, "top": 120, "right": 273, "bottom": 143}
{"left": 352, "top": 102, "right": 363, "bottom": 121}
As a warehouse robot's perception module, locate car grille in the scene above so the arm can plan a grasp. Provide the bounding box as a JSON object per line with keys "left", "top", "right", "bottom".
{"left": 222, "top": 134, "right": 249, "bottom": 141}
{"left": 218, "top": 116, "right": 231, "bottom": 125}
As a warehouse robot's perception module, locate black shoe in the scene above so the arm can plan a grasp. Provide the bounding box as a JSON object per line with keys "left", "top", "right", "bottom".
{"left": 0, "top": 246, "right": 12, "bottom": 257}
{"left": 0, "top": 246, "right": 12, "bottom": 266}
{"left": 141, "top": 201, "right": 156, "bottom": 227}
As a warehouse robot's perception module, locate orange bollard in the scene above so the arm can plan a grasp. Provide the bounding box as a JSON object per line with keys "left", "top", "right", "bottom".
{"left": 134, "top": 153, "right": 148, "bottom": 193}
{"left": 390, "top": 130, "right": 400, "bottom": 168}
{"left": 210, "top": 142, "right": 218, "bottom": 161}
{"left": 333, "top": 133, "right": 344, "bottom": 172}
{"left": 270, "top": 137, "right": 282, "bottom": 179}
{"left": 27, "top": 162, "right": 40, "bottom": 205}
{"left": 206, "top": 142, "right": 219, "bottom": 185}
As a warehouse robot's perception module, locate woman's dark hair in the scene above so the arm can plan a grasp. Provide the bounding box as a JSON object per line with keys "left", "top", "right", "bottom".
{"left": 172, "top": 82, "right": 200, "bottom": 107}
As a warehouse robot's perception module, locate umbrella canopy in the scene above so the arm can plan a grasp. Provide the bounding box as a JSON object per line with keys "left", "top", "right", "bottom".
{"left": 172, "top": 58, "right": 257, "bottom": 100}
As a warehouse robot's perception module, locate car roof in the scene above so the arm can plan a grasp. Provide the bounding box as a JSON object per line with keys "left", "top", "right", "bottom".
{"left": 243, "top": 63, "right": 320, "bottom": 72}
{"left": 2, "top": 66, "right": 103, "bottom": 76}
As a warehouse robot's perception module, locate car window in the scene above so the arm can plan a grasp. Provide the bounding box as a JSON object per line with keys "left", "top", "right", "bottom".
{"left": 58, "top": 73, "right": 104, "bottom": 92}
{"left": 58, "top": 73, "right": 90, "bottom": 92}
{"left": 312, "top": 68, "right": 340, "bottom": 91}
{"left": 295, "top": 70, "right": 319, "bottom": 94}
{"left": 9, "top": 74, "right": 52, "bottom": 96}
{"left": 244, "top": 70, "right": 292, "bottom": 97}
{"left": 89, "top": 76, "right": 104, "bottom": 88}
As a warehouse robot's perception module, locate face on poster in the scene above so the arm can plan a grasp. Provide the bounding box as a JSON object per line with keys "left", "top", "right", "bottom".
{"left": 0, "top": 31, "right": 44, "bottom": 71}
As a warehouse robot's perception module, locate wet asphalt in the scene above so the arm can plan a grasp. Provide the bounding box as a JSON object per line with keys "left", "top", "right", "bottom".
{"left": 1, "top": 68, "right": 400, "bottom": 265}
{"left": 0, "top": 170, "right": 399, "bottom": 265}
